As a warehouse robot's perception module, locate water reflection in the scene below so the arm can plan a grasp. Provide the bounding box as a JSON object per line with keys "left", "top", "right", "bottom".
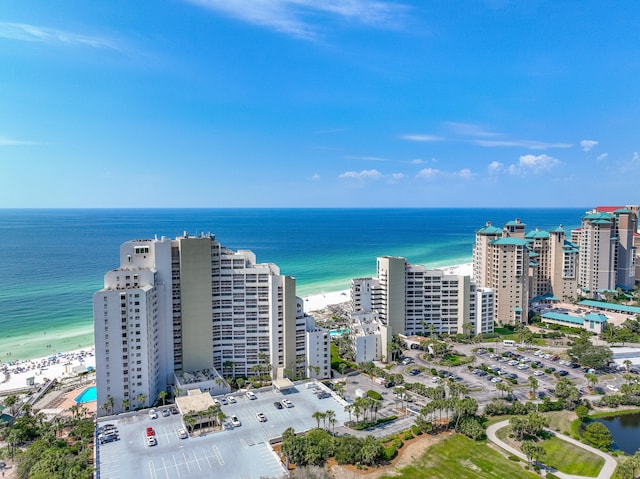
{"left": 598, "top": 413, "right": 640, "bottom": 455}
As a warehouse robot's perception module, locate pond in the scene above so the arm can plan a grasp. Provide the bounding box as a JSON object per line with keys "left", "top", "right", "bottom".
{"left": 596, "top": 413, "right": 640, "bottom": 455}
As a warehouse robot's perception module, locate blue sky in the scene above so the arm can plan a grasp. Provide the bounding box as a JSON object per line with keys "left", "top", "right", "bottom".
{"left": 1, "top": 1, "right": 639, "bottom": 208}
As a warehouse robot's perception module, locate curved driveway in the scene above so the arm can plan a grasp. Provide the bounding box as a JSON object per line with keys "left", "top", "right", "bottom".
{"left": 486, "top": 420, "right": 617, "bottom": 479}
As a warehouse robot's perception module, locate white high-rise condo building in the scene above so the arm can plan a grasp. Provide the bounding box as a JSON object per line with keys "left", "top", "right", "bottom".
{"left": 94, "top": 232, "right": 328, "bottom": 417}
{"left": 350, "top": 256, "right": 493, "bottom": 349}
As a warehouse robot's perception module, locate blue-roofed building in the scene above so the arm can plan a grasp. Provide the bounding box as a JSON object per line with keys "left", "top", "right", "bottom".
{"left": 541, "top": 310, "right": 607, "bottom": 334}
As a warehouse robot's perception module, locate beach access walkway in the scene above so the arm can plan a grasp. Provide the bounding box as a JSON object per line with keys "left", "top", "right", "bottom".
{"left": 486, "top": 420, "right": 617, "bottom": 479}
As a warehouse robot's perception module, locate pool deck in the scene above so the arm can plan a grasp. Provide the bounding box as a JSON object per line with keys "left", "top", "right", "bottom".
{"left": 35, "top": 381, "right": 97, "bottom": 417}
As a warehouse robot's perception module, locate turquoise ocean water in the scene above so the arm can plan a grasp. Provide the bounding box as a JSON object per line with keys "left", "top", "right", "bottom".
{"left": 0, "top": 208, "right": 586, "bottom": 360}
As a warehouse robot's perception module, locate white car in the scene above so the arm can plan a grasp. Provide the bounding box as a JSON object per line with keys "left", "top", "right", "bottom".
{"left": 230, "top": 415, "right": 241, "bottom": 427}
{"left": 533, "top": 370, "right": 544, "bottom": 376}
{"left": 281, "top": 399, "right": 293, "bottom": 408}
{"left": 177, "top": 428, "right": 188, "bottom": 439}
{"left": 607, "top": 385, "right": 620, "bottom": 392}
{"left": 256, "top": 412, "right": 266, "bottom": 422}
{"left": 490, "top": 377, "right": 502, "bottom": 383}
{"left": 246, "top": 391, "right": 257, "bottom": 400}
{"left": 148, "top": 409, "right": 158, "bottom": 419}
{"left": 147, "top": 435, "right": 156, "bottom": 446}
{"left": 226, "top": 396, "right": 236, "bottom": 404}
{"left": 401, "top": 357, "right": 412, "bottom": 365}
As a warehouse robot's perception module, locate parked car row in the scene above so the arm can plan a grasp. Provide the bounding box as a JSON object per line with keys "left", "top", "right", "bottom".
{"left": 98, "top": 424, "right": 119, "bottom": 444}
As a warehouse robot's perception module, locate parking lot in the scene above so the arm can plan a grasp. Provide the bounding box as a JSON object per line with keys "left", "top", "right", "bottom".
{"left": 97, "top": 382, "right": 349, "bottom": 479}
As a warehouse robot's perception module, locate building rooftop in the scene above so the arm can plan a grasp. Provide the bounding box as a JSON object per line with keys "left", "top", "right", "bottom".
{"left": 489, "top": 238, "right": 529, "bottom": 246}
{"left": 577, "top": 300, "right": 640, "bottom": 315}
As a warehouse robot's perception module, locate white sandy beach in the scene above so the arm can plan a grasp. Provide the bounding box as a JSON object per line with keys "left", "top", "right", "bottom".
{"left": 0, "top": 262, "right": 472, "bottom": 395}
{"left": 0, "top": 348, "right": 96, "bottom": 394}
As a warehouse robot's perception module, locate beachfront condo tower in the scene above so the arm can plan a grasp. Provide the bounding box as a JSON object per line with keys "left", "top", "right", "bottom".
{"left": 574, "top": 206, "right": 638, "bottom": 297}
{"left": 94, "top": 232, "right": 329, "bottom": 417}
{"left": 473, "top": 219, "right": 530, "bottom": 325}
{"left": 350, "top": 256, "right": 493, "bottom": 357}
{"left": 526, "top": 226, "right": 579, "bottom": 303}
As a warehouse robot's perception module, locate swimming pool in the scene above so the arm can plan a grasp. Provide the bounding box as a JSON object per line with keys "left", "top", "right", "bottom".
{"left": 329, "top": 328, "right": 350, "bottom": 337}
{"left": 74, "top": 386, "right": 97, "bottom": 403}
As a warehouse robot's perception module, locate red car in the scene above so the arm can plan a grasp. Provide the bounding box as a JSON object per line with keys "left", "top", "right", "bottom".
{"left": 146, "top": 427, "right": 155, "bottom": 436}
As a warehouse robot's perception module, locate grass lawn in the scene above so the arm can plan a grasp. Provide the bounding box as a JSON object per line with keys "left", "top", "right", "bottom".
{"left": 440, "top": 354, "right": 474, "bottom": 367}
{"left": 540, "top": 436, "right": 604, "bottom": 476}
{"left": 379, "top": 434, "right": 539, "bottom": 479}
{"left": 544, "top": 410, "right": 576, "bottom": 436}
{"left": 494, "top": 421, "right": 604, "bottom": 477}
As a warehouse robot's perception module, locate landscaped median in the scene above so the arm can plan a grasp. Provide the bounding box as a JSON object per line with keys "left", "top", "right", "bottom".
{"left": 487, "top": 419, "right": 617, "bottom": 479}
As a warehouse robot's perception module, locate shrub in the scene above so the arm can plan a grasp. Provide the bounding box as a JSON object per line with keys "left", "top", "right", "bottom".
{"left": 402, "top": 430, "right": 414, "bottom": 441}
{"left": 507, "top": 455, "right": 520, "bottom": 462}
{"left": 382, "top": 445, "right": 397, "bottom": 461}
{"left": 367, "top": 390, "right": 382, "bottom": 401}
{"left": 411, "top": 424, "right": 422, "bottom": 436}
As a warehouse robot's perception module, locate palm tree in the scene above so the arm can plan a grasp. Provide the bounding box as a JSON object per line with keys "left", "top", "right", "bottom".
{"left": 325, "top": 410, "right": 335, "bottom": 431}
{"left": 4, "top": 395, "right": 17, "bottom": 416}
{"left": 217, "top": 410, "right": 226, "bottom": 428}
{"left": 121, "top": 399, "right": 129, "bottom": 412}
{"left": 528, "top": 376, "right": 539, "bottom": 399}
{"left": 106, "top": 395, "right": 114, "bottom": 415}
{"left": 137, "top": 393, "right": 147, "bottom": 409}
{"left": 585, "top": 372, "right": 599, "bottom": 391}
{"left": 184, "top": 414, "right": 196, "bottom": 433}
{"left": 223, "top": 360, "right": 235, "bottom": 378}
{"left": 312, "top": 411, "right": 323, "bottom": 429}
{"left": 344, "top": 404, "right": 353, "bottom": 424}
{"left": 159, "top": 391, "right": 168, "bottom": 406}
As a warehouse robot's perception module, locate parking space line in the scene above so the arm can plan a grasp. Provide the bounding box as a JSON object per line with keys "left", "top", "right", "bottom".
{"left": 182, "top": 451, "right": 191, "bottom": 474}
{"left": 199, "top": 447, "right": 213, "bottom": 469}
{"left": 211, "top": 445, "right": 224, "bottom": 465}
{"left": 240, "top": 438, "right": 248, "bottom": 448}
{"left": 172, "top": 455, "right": 181, "bottom": 478}
{"left": 192, "top": 449, "right": 202, "bottom": 471}
{"left": 148, "top": 460, "right": 158, "bottom": 479}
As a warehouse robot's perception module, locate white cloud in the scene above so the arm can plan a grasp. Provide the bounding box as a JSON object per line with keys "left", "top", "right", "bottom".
{"left": 310, "top": 173, "right": 320, "bottom": 181}
{"left": 410, "top": 159, "right": 425, "bottom": 164}
{"left": 0, "top": 22, "right": 117, "bottom": 49}
{"left": 488, "top": 161, "right": 504, "bottom": 174}
{"left": 457, "top": 168, "right": 472, "bottom": 179}
{"left": 580, "top": 140, "right": 598, "bottom": 152}
{"left": 519, "top": 153, "right": 559, "bottom": 170}
{"left": 338, "top": 169, "right": 383, "bottom": 180}
{"left": 400, "top": 134, "right": 443, "bottom": 142}
{"left": 446, "top": 122, "right": 502, "bottom": 138}
{"left": 388, "top": 173, "right": 405, "bottom": 183}
{"left": 415, "top": 168, "right": 441, "bottom": 179}
{"left": 596, "top": 153, "right": 608, "bottom": 162}
{"left": 490, "top": 154, "right": 560, "bottom": 176}
{"left": 0, "top": 135, "right": 38, "bottom": 146}
{"left": 473, "top": 139, "right": 572, "bottom": 150}
{"left": 186, "top": 0, "right": 408, "bottom": 40}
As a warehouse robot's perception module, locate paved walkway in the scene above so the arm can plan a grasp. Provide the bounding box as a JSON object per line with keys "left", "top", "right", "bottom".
{"left": 486, "top": 420, "right": 617, "bottom": 479}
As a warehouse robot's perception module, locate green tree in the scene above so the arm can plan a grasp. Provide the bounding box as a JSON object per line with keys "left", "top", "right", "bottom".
{"left": 575, "top": 405, "right": 589, "bottom": 422}
{"left": 583, "top": 422, "right": 613, "bottom": 449}
{"left": 585, "top": 372, "right": 599, "bottom": 391}
{"left": 359, "top": 435, "right": 383, "bottom": 466}
{"left": 522, "top": 440, "right": 546, "bottom": 466}
{"left": 136, "top": 393, "right": 147, "bottom": 409}
{"left": 159, "top": 390, "right": 168, "bottom": 406}
{"left": 312, "top": 410, "right": 323, "bottom": 429}
{"left": 528, "top": 375, "right": 539, "bottom": 399}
